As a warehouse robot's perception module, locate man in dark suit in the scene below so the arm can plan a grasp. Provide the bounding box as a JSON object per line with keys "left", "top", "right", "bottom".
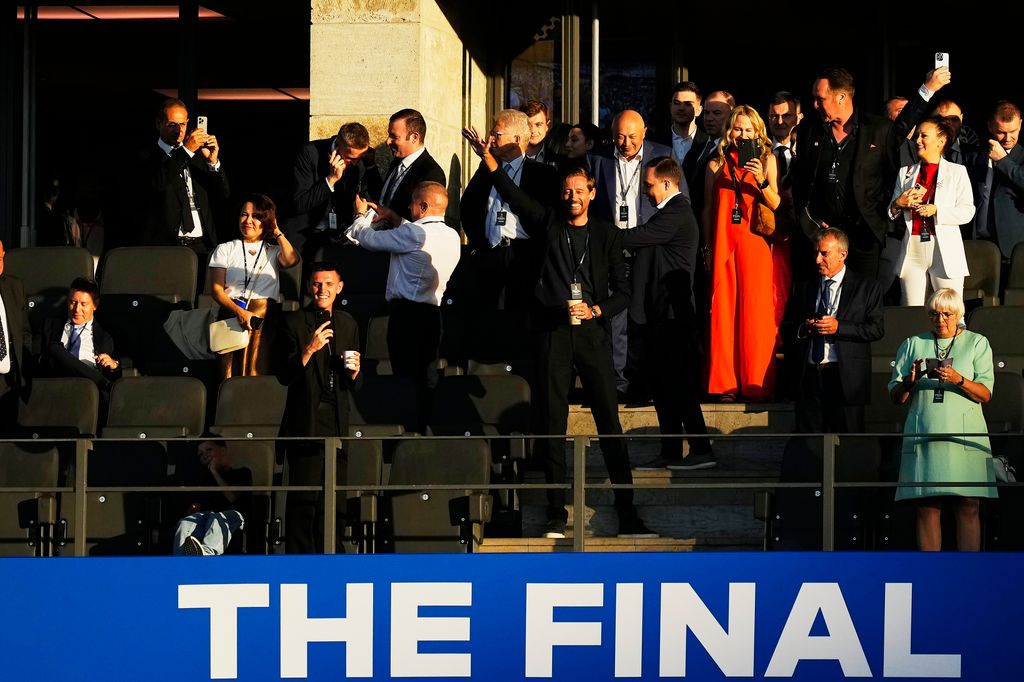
{"left": 790, "top": 67, "right": 933, "bottom": 280}
{"left": 969, "top": 100, "right": 1024, "bottom": 262}
{"left": 285, "top": 122, "right": 382, "bottom": 260}
{"left": 463, "top": 127, "right": 655, "bottom": 540}
{"left": 621, "top": 157, "right": 713, "bottom": 469}
{"left": 379, "top": 109, "right": 446, "bottom": 222}
{"left": 0, "top": 239, "right": 31, "bottom": 434}
{"left": 139, "top": 99, "right": 229, "bottom": 260}
{"left": 37, "top": 277, "right": 120, "bottom": 392}
{"left": 519, "top": 99, "right": 559, "bottom": 165}
{"left": 682, "top": 90, "right": 734, "bottom": 233}
{"left": 658, "top": 81, "right": 709, "bottom": 169}
{"left": 275, "top": 262, "right": 362, "bottom": 553}
{"left": 782, "top": 227, "right": 884, "bottom": 434}
{"left": 461, "top": 109, "right": 559, "bottom": 312}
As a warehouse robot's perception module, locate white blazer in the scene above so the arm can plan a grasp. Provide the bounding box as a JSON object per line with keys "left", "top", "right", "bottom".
{"left": 890, "top": 157, "right": 975, "bottom": 278}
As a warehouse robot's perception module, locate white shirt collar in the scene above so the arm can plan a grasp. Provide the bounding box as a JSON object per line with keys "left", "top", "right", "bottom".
{"left": 823, "top": 266, "right": 847, "bottom": 286}
{"left": 614, "top": 146, "right": 644, "bottom": 164}
{"left": 656, "top": 191, "right": 682, "bottom": 210}
{"left": 158, "top": 137, "right": 193, "bottom": 158}
{"left": 671, "top": 123, "right": 696, "bottom": 141}
{"left": 503, "top": 153, "right": 526, "bottom": 173}
{"left": 395, "top": 146, "right": 427, "bottom": 170}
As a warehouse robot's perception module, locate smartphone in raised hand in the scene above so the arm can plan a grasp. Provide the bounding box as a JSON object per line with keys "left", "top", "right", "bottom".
{"left": 934, "top": 52, "right": 949, "bottom": 70}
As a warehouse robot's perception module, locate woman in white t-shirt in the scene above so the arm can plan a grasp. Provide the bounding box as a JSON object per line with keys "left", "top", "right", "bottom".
{"left": 209, "top": 194, "right": 299, "bottom": 377}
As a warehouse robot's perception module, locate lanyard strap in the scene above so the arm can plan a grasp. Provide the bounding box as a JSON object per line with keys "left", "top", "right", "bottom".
{"left": 727, "top": 154, "right": 747, "bottom": 211}
{"left": 934, "top": 330, "right": 958, "bottom": 360}
{"left": 241, "top": 240, "right": 267, "bottom": 298}
{"left": 616, "top": 156, "right": 643, "bottom": 204}
{"left": 564, "top": 225, "right": 589, "bottom": 283}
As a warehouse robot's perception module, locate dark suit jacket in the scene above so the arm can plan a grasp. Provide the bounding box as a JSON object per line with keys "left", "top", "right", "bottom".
{"left": 781, "top": 269, "right": 884, "bottom": 406}
{"left": 0, "top": 273, "right": 30, "bottom": 394}
{"left": 38, "top": 316, "right": 119, "bottom": 390}
{"left": 619, "top": 192, "right": 699, "bottom": 326}
{"left": 275, "top": 306, "right": 361, "bottom": 437}
{"left": 285, "top": 137, "right": 384, "bottom": 236}
{"left": 791, "top": 109, "right": 911, "bottom": 246}
{"left": 381, "top": 149, "right": 446, "bottom": 222}
{"left": 589, "top": 139, "right": 680, "bottom": 226}
{"left": 681, "top": 132, "right": 716, "bottom": 230}
{"left": 967, "top": 144, "right": 1024, "bottom": 257}
{"left": 490, "top": 166, "right": 630, "bottom": 330}
{"left": 460, "top": 157, "right": 559, "bottom": 252}
{"left": 139, "top": 144, "right": 229, "bottom": 250}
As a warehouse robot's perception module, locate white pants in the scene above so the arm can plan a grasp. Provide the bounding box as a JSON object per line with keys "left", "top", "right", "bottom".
{"left": 173, "top": 510, "right": 244, "bottom": 555}
{"left": 899, "top": 235, "right": 963, "bottom": 306}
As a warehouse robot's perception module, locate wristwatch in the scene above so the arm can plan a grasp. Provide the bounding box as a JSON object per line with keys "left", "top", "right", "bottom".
{"left": 758, "top": 177, "right": 770, "bottom": 190}
{"left": 957, "top": 376, "right": 966, "bottom": 387}
{"left": 590, "top": 306, "right": 601, "bottom": 319}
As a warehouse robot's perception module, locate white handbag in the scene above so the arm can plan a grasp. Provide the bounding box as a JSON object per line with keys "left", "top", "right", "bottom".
{"left": 208, "top": 317, "right": 250, "bottom": 354}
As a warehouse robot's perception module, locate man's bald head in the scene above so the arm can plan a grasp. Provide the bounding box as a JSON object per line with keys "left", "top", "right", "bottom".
{"left": 410, "top": 181, "right": 448, "bottom": 221}
{"left": 612, "top": 109, "right": 647, "bottom": 160}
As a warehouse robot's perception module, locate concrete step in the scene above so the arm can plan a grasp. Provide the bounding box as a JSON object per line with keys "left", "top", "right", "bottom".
{"left": 478, "top": 536, "right": 761, "bottom": 553}
{"left": 568, "top": 401, "right": 796, "bottom": 437}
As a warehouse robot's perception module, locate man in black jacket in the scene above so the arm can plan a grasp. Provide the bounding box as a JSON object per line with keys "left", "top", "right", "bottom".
{"left": 37, "top": 277, "right": 121, "bottom": 392}
{"left": 379, "top": 109, "right": 446, "bottom": 221}
{"left": 0, "top": 239, "right": 31, "bottom": 434}
{"left": 275, "top": 262, "right": 362, "bottom": 553}
{"left": 462, "top": 126, "right": 655, "bottom": 540}
{"left": 621, "top": 157, "right": 713, "bottom": 469}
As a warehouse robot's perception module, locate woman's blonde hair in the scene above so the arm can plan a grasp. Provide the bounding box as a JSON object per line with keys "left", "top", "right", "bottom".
{"left": 928, "top": 287, "right": 966, "bottom": 324}
{"left": 714, "top": 105, "right": 773, "bottom": 167}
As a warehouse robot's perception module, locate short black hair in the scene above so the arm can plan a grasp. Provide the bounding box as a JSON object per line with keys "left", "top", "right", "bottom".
{"left": 390, "top": 108, "right": 427, "bottom": 140}
{"left": 307, "top": 261, "right": 342, "bottom": 282}
{"left": 336, "top": 122, "right": 370, "bottom": 150}
{"left": 670, "top": 81, "right": 702, "bottom": 102}
{"left": 816, "top": 67, "right": 856, "bottom": 97}
{"left": 69, "top": 276, "right": 100, "bottom": 305}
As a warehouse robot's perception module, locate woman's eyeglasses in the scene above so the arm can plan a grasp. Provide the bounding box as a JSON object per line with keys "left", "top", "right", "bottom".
{"left": 927, "top": 310, "right": 956, "bottom": 320}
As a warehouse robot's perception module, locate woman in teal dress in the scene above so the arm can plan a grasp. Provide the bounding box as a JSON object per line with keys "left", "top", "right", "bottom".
{"left": 889, "top": 288, "right": 996, "bottom": 551}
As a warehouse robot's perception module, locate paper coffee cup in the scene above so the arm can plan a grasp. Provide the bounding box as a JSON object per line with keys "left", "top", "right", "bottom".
{"left": 343, "top": 350, "right": 359, "bottom": 369}
{"left": 567, "top": 300, "right": 582, "bottom": 325}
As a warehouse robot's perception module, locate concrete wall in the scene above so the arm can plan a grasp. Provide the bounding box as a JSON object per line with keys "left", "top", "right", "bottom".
{"left": 310, "top": 0, "right": 489, "bottom": 218}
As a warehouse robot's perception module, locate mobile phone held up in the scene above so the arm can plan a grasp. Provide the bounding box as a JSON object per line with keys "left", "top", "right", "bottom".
{"left": 196, "top": 115, "right": 208, "bottom": 132}
{"left": 934, "top": 52, "right": 949, "bottom": 70}
{"left": 737, "top": 138, "right": 759, "bottom": 168}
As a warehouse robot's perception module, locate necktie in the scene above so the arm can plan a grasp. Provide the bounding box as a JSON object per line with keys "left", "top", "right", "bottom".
{"left": 67, "top": 324, "right": 83, "bottom": 358}
{"left": 381, "top": 162, "right": 408, "bottom": 207}
{"left": 775, "top": 147, "right": 789, "bottom": 180}
{"left": 489, "top": 164, "right": 514, "bottom": 246}
{"left": 811, "top": 279, "right": 834, "bottom": 364}
{"left": 0, "top": 309, "right": 7, "bottom": 362}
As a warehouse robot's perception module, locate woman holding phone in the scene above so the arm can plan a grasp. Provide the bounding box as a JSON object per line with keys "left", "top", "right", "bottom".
{"left": 702, "top": 105, "right": 781, "bottom": 401}
{"left": 889, "top": 288, "right": 996, "bottom": 551}
{"left": 208, "top": 193, "right": 300, "bottom": 377}
{"left": 888, "top": 115, "right": 975, "bottom": 305}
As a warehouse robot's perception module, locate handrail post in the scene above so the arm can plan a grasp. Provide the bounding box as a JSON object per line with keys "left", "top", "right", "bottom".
{"left": 822, "top": 433, "right": 836, "bottom": 551}
{"left": 324, "top": 437, "right": 340, "bottom": 555}
{"left": 74, "top": 438, "right": 88, "bottom": 557}
{"left": 572, "top": 436, "right": 587, "bottom": 552}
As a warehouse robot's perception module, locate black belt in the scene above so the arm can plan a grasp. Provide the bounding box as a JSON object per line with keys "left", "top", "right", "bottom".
{"left": 178, "top": 235, "right": 202, "bottom": 246}
{"left": 494, "top": 236, "right": 513, "bottom": 248}
{"left": 811, "top": 362, "right": 838, "bottom": 372}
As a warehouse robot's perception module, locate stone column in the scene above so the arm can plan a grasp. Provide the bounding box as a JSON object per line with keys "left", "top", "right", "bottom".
{"left": 310, "top": 0, "right": 488, "bottom": 218}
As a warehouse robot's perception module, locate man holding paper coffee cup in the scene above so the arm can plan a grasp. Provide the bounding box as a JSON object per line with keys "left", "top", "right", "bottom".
{"left": 275, "top": 262, "right": 361, "bottom": 553}
{"left": 462, "top": 125, "right": 656, "bottom": 540}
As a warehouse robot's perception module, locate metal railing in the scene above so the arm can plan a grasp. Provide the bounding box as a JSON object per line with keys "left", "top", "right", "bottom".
{"left": 0, "top": 431, "right": 1019, "bottom": 556}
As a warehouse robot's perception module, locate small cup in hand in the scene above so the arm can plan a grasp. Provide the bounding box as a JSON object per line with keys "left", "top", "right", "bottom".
{"left": 343, "top": 350, "right": 360, "bottom": 371}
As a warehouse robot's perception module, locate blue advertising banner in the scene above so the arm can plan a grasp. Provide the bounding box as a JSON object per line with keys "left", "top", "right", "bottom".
{"left": 1, "top": 552, "right": 1022, "bottom": 681}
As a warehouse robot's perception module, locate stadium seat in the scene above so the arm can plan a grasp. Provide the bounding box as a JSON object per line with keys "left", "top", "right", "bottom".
{"left": 319, "top": 243, "right": 390, "bottom": 297}
{"left": 962, "top": 239, "right": 1002, "bottom": 307}
{"left": 278, "top": 261, "right": 304, "bottom": 312}
{"left": 1003, "top": 241, "right": 1024, "bottom": 305}
{"left": 207, "top": 376, "right": 288, "bottom": 553}
{"left": 379, "top": 439, "right": 491, "bottom": 553}
{"left": 863, "top": 371, "right": 908, "bottom": 434}
{"left": 349, "top": 375, "right": 420, "bottom": 433}
{"left": 872, "top": 306, "right": 927, "bottom": 373}
{"left": 983, "top": 372, "right": 1024, "bottom": 550}
{"left": 364, "top": 315, "right": 392, "bottom": 376}
{"left": 968, "top": 306, "right": 1024, "bottom": 376}
{"left": 342, "top": 426, "right": 391, "bottom": 553}
{"left": 3, "top": 246, "right": 94, "bottom": 333}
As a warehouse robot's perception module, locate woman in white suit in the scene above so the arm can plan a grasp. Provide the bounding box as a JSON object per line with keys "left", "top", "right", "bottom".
{"left": 888, "top": 116, "right": 976, "bottom": 305}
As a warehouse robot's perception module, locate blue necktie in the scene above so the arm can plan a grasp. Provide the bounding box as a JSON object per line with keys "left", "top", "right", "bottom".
{"left": 67, "top": 324, "right": 83, "bottom": 358}
{"left": 0, "top": 310, "right": 7, "bottom": 362}
{"left": 811, "top": 279, "right": 834, "bottom": 364}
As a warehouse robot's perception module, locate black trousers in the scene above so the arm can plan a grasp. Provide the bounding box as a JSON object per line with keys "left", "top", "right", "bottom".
{"left": 388, "top": 299, "right": 441, "bottom": 388}
{"left": 795, "top": 362, "right": 865, "bottom": 434}
{"left": 286, "top": 401, "right": 342, "bottom": 554}
{"left": 473, "top": 239, "right": 537, "bottom": 312}
{"left": 533, "top": 320, "right": 636, "bottom": 522}
{"left": 638, "top": 318, "right": 711, "bottom": 458}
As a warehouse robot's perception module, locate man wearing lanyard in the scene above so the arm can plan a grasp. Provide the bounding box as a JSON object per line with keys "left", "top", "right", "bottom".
{"left": 782, "top": 227, "right": 883, "bottom": 434}
{"left": 590, "top": 110, "right": 675, "bottom": 400}
{"left": 463, "top": 126, "right": 657, "bottom": 540}
{"left": 346, "top": 182, "right": 461, "bottom": 411}
{"left": 461, "top": 109, "right": 559, "bottom": 312}
{"left": 379, "top": 109, "right": 446, "bottom": 222}
{"left": 141, "top": 99, "right": 228, "bottom": 274}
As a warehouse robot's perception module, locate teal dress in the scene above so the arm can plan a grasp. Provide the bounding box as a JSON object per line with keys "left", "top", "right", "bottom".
{"left": 888, "top": 330, "right": 997, "bottom": 501}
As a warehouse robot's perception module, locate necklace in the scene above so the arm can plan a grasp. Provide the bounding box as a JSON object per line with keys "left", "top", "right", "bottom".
{"left": 934, "top": 330, "right": 959, "bottom": 360}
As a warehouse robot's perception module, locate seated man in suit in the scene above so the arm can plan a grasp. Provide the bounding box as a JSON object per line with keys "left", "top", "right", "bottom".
{"left": 379, "top": 108, "right": 446, "bottom": 222}
{"left": 0, "top": 239, "right": 32, "bottom": 433}
{"left": 38, "top": 277, "right": 121, "bottom": 391}
{"left": 970, "top": 100, "right": 1024, "bottom": 268}
{"left": 782, "top": 227, "right": 884, "bottom": 434}
{"left": 275, "top": 262, "right": 361, "bottom": 553}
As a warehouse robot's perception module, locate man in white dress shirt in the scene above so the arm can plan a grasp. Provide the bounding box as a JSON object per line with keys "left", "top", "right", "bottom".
{"left": 39, "top": 277, "right": 121, "bottom": 391}
{"left": 348, "top": 182, "right": 461, "bottom": 393}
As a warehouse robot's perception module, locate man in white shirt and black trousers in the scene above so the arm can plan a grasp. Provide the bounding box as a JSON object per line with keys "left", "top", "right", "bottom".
{"left": 462, "top": 126, "right": 657, "bottom": 540}
{"left": 346, "top": 182, "right": 461, "bottom": 409}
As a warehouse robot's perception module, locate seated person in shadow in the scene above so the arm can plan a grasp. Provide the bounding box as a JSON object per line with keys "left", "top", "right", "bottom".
{"left": 173, "top": 439, "right": 253, "bottom": 556}
{"left": 37, "top": 277, "right": 121, "bottom": 391}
